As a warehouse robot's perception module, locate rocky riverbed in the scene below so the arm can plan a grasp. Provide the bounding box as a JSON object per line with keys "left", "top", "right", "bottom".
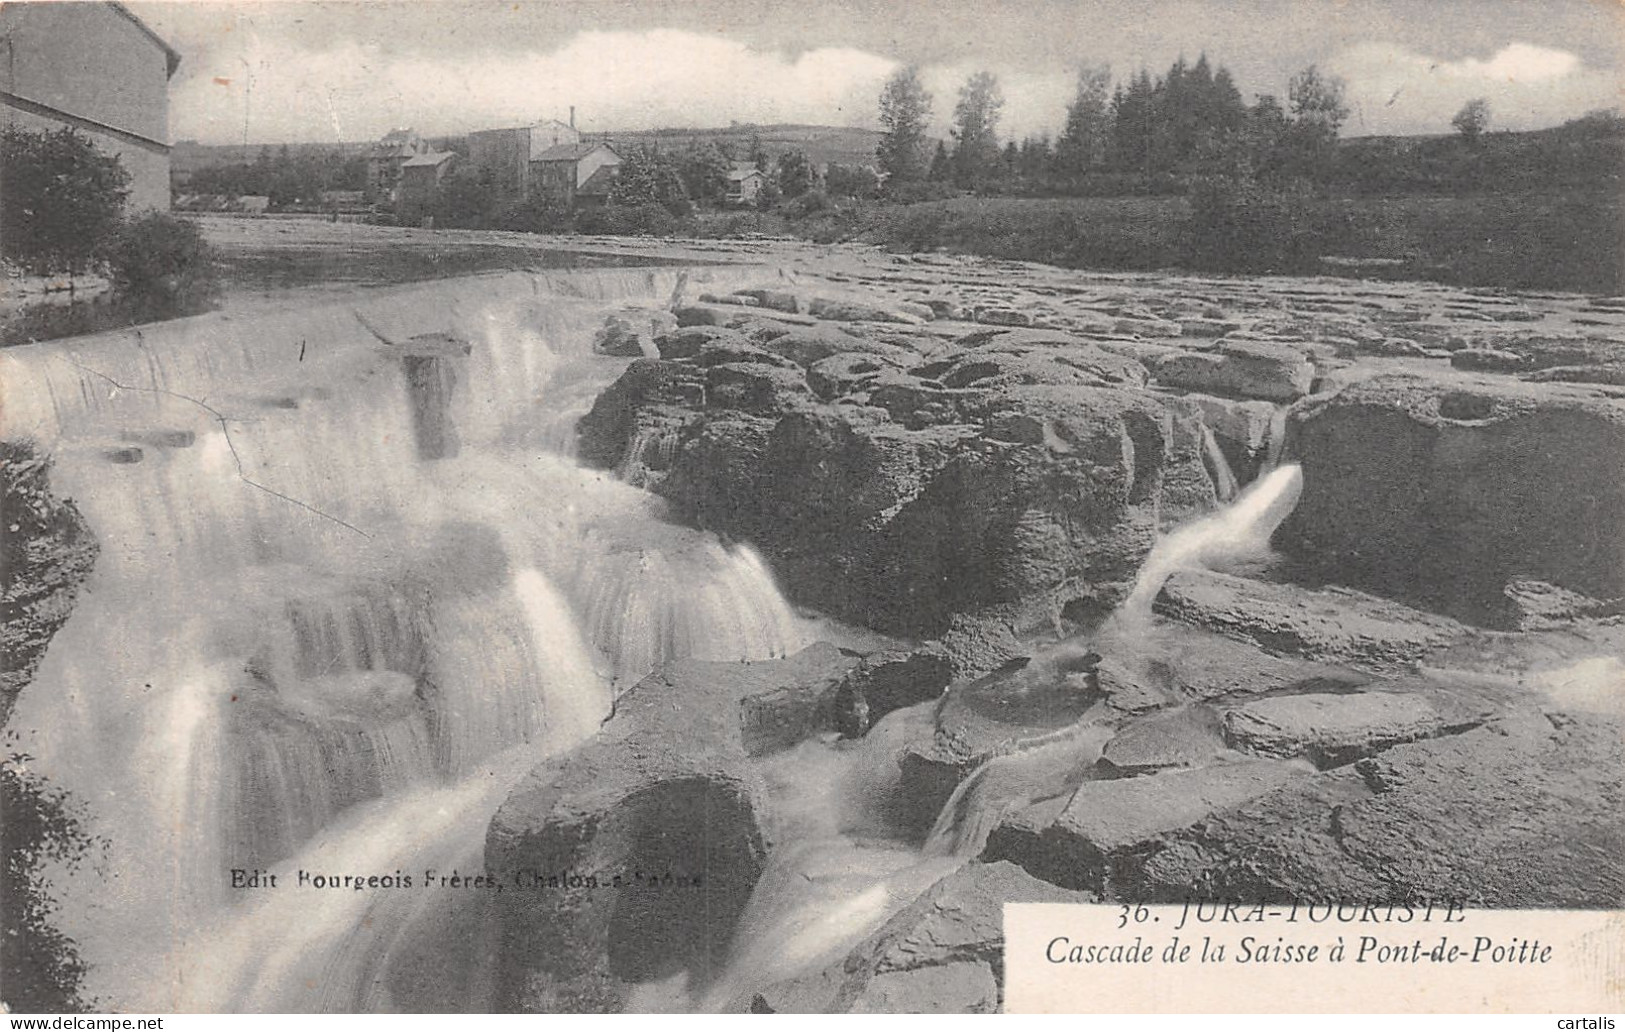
{"left": 488, "top": 241, "right": 1625, "bottom": 1012}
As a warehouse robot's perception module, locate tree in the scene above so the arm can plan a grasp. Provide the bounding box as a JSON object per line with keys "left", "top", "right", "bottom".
{"left": 775, "top": 149, "right": 813, "bottom": 199}
{"left": 746, "top": 132, "right": 770, "bottom": 171}
{"left": 1055, "top": 64, "right": 1113, "bottom": 175}
{"left": 877, "top": 66, "right": 934, "bottom": 184}
{"left": 608, "top": 146, "right": 690, "bottom": 214}
{"left": 1109, "top": 70, "right": 1157, "bottom": 171}
{"left": 0, "top": 126, "right": 130, "bottom": 275}
{"left": 431, "top": 167, "right": 498, "bottom": 228}
{"left": 676, "top": 141, "right": 732, "bottom": 207}
{"left": 951, "top": 71, "right": 1005, "bottom": 188}
{"left": 1281, "top": 65, "right": 1349, "bottom": 179}
{"left": 1452, "top": 98, "right": 1491, "bottom": 144}
{"left": 927, "top": 140, "right": 952, "bottom": 182}
{"left": 1287, "top": 65, "right": 1348, "bottom": 142}
{"left": 825, "top": 163, "right": 880, "bottom": 198}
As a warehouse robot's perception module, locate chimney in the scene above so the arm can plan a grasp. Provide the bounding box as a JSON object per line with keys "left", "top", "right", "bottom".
{"left": 569, "top": 106, "right": 576, "bottom": 129}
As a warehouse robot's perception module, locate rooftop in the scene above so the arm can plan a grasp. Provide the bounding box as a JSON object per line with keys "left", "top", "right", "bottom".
{"left": 533, "top": 141, "right": 616, "bottom": 162}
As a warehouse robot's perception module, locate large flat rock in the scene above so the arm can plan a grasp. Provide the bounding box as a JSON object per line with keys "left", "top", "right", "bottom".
{"left": 985, "top": 760, "right": 1308, "bottom": 893}
{"left": 1135, "top": 715, "right": 1625, "bottom": 906}
{"left": 1222, "top": 690, "right": 1494, "bottom": 768}
{"left": 1154, "top": 569, "right": 1472, "bottom": 667}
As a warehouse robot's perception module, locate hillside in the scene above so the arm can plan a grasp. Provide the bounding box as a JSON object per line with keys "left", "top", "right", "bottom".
{"left": 594, "top": 123, "right": 889, "bottom": 167}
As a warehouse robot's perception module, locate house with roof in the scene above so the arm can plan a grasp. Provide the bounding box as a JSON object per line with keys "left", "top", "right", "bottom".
{"left": 530, "top": 141, "right": 621, "bottom": 209}
{"left": 367, "top": 128, "right": 431, "bottom": 204}
{"left": 726, "top": 163, "right": 767, "bottom": 206}
{"left": 466, "top": 117, "right": 581, "bottom": 203}
{"left": 0, "top": 1, "right": 180, "bottom": 211}
{"left": 397, "top": 150, "right": 457, "bottom": 219}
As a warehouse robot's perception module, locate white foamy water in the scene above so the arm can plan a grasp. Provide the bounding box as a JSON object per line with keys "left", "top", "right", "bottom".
{"left": 1, "top": 267, "right": 817, "bottom": 1011}
{"left": 1117, "top": 462, "right": 1304, "bottom": 623}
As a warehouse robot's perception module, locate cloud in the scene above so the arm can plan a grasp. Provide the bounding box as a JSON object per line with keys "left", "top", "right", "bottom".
{"left": 168, "top": 24, "right": 1093, "bottom": 145}
{"left": 171, "top": 28, "right": 901, "bottom": 142}
{"left": 1327, "top": 41, "right": 1620, "bottom": 135}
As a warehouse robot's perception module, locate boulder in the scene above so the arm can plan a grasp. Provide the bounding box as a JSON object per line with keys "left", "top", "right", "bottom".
{"left": 1134, "top": 716, "right": 1625, "bottom": 906}
{"left": 486, "top": 644, "right": 858, "bottom": 1012}
{"left": 984, "top": 760, "right": 1309, "bottom": 893}
{"left": 1166, "top": 392, "right": 1281, "bottom": 483}
{"left": 1280, "top": 373, "right": 1625, "bottom": 624}
{"left": 648, "top": 381, "right": 1219, "bottom": 635}
{"left": 1153, "top": 339, "right": 1314, "bottom": 401}
{"left": 807, "top": 352, "right": 912, "bottom": 401}
{"left": 920, "top": 345, "right": 1148, "bottom": 391}
{"left": 734, "top": 287, "right": 803, "bottom": 313}
{"left": 807, "top": 297, "right": 924, "bottom": 325}
{"left": 1114, "top": 316, "right": 1183, "bottom": 338}
{"left": 1221, "top": 690, "right": 1493, "bottom": 768}
{"left": 761, "top": 326, "right": 917, "bottom": 368}
{"left": 1153, "top": 569, "right": 1472, "bottom": 667}
{"left": 750, "top": 861, "right": 1091, "bottom": 1013}
{"left": 675, "top": 304, "right": 735, "bottom": 327}
{"left": 1099, "top": 709, "right": 1230, "bottom": 774}
{"left": 593, "top": 311, "right": 674, "bottom": 358}
{"left": 833, "top": 644, "right": 955, "bottom": 736}
{"left": 973, "top": 305, "right": 1033, "bottom": 327}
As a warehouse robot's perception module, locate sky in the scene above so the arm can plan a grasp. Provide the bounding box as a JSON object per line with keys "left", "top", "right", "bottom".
{"left": 128, "top": 0, "right": 1625, "bottom": 145}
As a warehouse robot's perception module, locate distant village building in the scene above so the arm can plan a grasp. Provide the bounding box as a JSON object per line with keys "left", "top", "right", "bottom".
{"left": 530, "top": 141, "right": 621, "bottom": 208}
{"left": 726, "top": 163, "right": 766, "bottom": 206}
{"left": 396, "top": 150, "right": 457, "bottom": 218}
{"left": 466, "top": 118, "right": 579, "bottom": 203}
{"left": 367, "top": 128, "right": 430, "bottom": 204}
{"left": 0, "top": 1, "right": 180, "bottom": 211}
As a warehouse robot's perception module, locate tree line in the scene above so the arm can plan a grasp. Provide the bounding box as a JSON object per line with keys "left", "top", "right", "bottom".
{"left": 874, "top": 55, "right": 1360, "bottom": 196}
{"left": 183, "top": 144, "right": 368, "bottom": 209}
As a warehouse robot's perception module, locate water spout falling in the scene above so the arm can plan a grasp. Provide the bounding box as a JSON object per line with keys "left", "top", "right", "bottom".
{"left": 1117, "top": 462, "right": 1304, "bottom": 625}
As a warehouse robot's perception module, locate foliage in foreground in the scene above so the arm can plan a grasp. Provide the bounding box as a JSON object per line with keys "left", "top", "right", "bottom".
{"left": 105, "top": 212, "right": 223, "bottom": 318}
{"left": 1, "top": 126, "right": 130, "bottom": 276}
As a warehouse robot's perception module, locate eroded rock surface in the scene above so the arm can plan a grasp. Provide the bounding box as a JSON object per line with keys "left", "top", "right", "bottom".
{"left": 486, "top": 644, "right": 857, "bottom": 1012}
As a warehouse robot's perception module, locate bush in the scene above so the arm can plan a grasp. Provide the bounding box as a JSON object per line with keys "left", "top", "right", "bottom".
{"left": 572, "top": 202, "right": 685, "bottom": 238}
{"left": 882, "top": 180, "right": 959, "bottom": 204}
{"left": 1184, "top": 178, "right": 1326, "bottom": 273}
{"left": 781, "top": 189, "right": 835, "bottom": 219}
{"left": 494, "top": 195, "right": 571, "bottom": 234}
{"left": 106, "top": 212, "right": 222, "bottom": 317}
{"left": 1, "top": 755, "right": 96, "bottom": 1010}
{"left": 1, "top": 126, "right": 130, "bottom": 275}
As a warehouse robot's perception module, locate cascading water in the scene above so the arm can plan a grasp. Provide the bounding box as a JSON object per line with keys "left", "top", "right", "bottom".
{"left": 0, "top": 267, "right": 816, "bottom": 1012}
{"left": 1116, "top": 462, "right": 1304, "bottom": 625}
{"left": 685, "top": 461, "right": 1314, "bottom": 1009}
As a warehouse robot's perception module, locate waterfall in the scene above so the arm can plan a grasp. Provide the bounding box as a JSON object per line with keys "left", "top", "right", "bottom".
{"left": 1117, "top": 462, "right": 1304, "bottom": 624}
{"left": 1, "top": 265, "right": 806, "bottom": 1011}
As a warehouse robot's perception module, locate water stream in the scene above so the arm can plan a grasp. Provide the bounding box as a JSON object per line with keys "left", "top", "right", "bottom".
{"left": 0, "top": 268, "right": 817, "bottom": 1012}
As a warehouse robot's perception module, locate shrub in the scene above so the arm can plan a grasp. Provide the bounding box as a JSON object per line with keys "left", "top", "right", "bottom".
{"left": 105, "top": 212, "right": 222, "bottom": 318}
{"left": 494, "top": 195, "right": 571, "bottom": 234}
{"left": 1184, "top": 178, "right": 1325, "bottom": 273}
{"left": 572, "top": 202, "right": 684, "bottom": 238}
{"left": 883, "top": 180, "right": 958, "bottom": 204}
{"left": 782, "top": 189, "right": 835, "bottom": 219}
{"left": 0, "top": 126, "right": 130, "bottom": 275}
